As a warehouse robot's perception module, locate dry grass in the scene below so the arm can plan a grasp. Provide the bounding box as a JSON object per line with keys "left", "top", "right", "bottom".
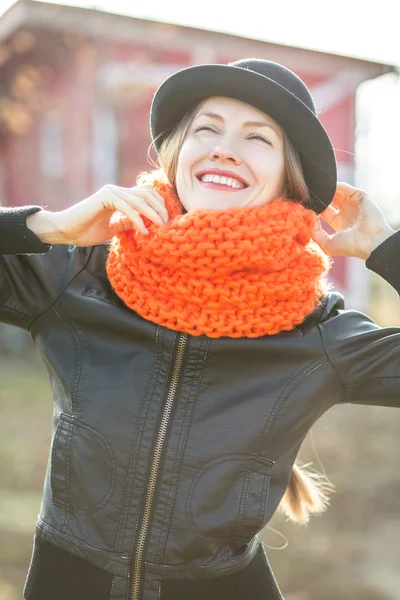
{"left": 0, "top": 352, "right": 51, "bottom": 599}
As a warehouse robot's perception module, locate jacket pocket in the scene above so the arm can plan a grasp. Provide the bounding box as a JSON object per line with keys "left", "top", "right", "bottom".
{"left": 50, "top": 413, "right": 115, "bottom": 514}
{"left": 187, "top": 454, "right": 274, "bottom": 544}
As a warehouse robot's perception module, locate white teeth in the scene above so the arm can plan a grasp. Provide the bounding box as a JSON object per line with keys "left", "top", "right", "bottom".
{"left": 199, "top": 174, "right": 244, "bottom": 189}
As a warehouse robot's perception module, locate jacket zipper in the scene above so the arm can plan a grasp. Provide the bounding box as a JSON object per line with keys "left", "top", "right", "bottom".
{"left": 130, "top": 333, "right": 188, "bottom": 600}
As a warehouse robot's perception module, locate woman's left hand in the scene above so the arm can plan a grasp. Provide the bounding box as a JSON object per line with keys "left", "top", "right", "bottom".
{"left": 311, "top": 181, "right": 396, "bottom": 260}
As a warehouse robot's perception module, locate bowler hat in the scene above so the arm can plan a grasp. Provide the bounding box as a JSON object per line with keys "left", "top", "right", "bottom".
{"left": 150, "top": 58, "right": 337, "bottom": 213}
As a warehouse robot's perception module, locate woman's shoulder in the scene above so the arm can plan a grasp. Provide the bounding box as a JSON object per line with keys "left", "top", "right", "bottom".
{"left": 82, "top": 242, "right": 110, "bottom": 275}
{"left": 41, "top": 241, "right": 109, "bottom": 273}
{"left": 317, "top": 289, "right": 387, "bottom": 344}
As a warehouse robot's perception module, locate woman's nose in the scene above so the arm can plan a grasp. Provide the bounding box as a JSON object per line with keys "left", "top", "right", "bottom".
{"left": 208, "top": 143, "right": 241, "bottom": 165}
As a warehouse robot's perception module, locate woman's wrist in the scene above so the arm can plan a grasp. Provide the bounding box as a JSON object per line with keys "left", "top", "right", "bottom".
{"left": 26, "top": 210, "right": 67, "bottom": 244}
{"left": 366, "top": 225, "right": 397, "bottom": 259}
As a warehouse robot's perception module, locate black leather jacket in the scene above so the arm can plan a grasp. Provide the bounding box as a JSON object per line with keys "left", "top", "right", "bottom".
{"left": 2, "top": 207, "right": 400, "bottom": 600}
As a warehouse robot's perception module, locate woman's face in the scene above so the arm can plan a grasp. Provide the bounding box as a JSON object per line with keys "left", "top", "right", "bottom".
{"left": 175, "top": 96, "right": 286, "bottom": 212}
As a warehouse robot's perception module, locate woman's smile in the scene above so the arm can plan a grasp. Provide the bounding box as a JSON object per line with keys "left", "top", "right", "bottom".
{"left": 196, "top": 168, "right": 249, "bottom": 192}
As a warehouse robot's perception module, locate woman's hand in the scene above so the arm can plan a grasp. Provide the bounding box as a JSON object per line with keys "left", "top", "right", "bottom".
{"left": 311, "top": 182, "right": 396, "bottom": 260}
{"left": 27, "top": 184, "right": 169, "bottom": 246}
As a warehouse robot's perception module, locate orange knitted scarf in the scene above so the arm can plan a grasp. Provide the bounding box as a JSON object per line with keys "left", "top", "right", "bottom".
{"left": 106, "top": 176, "right": 331, "bottom": 338}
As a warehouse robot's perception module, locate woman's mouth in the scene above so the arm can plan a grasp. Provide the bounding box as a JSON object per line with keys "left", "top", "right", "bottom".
{"left": 196, "top": 173, "right": 248, "bottom": 192}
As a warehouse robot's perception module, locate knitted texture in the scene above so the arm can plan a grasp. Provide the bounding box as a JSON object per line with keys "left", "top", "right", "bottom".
{"left": 106, "top": 176, "right": 331, "bottom": 338}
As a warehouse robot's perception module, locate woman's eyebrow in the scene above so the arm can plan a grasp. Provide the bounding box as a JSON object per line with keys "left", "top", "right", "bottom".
{"left": 195, "top": 111, "right": 223, "bottom": 121}
{"left": 195, "top": 112, "right": 279, "bottom": 135}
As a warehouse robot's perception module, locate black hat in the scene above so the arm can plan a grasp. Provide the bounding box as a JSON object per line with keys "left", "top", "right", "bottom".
{"left": 150, "top": 58, "right": 337, "bottom": 214}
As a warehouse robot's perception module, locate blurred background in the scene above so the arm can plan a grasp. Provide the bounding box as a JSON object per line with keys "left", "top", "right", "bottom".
{"left": 0, "top": 1, "right": 400, "bottom": 598}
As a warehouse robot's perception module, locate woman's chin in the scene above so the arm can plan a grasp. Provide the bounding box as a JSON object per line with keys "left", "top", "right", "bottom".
{"left": 183, "top": 198, "right": 251, "bottom": 212}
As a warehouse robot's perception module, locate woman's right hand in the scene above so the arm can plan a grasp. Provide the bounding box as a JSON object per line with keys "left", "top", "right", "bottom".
{"left": 26, "top": 184, "right": 170, "bottom": 246}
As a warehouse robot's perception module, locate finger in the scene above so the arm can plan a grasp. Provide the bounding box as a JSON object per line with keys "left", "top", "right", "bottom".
{"left": 140, "top": 192, "right": 170, "bottom": 224}
{"left": 318, "top": 204, "right": 346, "bottom": 232}
{"left": 128, "top": 186, "right": 170, "bottom": 221}
{"left": 112, "top": 184, "right": 170, "bottom": 223}
{"left": 312, "top": 215, "right": 340, "bottom": 253}
{"left": 311, "top": 220, "right": 334, "bottom": 255}
{"left": 105, "top": 192, "right": 148, "bottom": 234}
{"left": 132, "top": 183, "right": 165, "bottom": 196}
{"left": 110, "top": 187, "right": 166, "bottom": 225}
{"left": 319, "top": 204, "right": 339, "bottom": 222}
{"left": 331, "top": 182, "right": 366, "bottom": 209}
{"left": 112, "top": 187, "right": 169, "bottom": 224}
{"left": 108, "top": 216, "right": 135, "bottom": 236}
{"left": 312, "top": 217, "right": 357, "bottom": 256}
{"left": 122, "top": 184, "right": 168, "bottom": 212}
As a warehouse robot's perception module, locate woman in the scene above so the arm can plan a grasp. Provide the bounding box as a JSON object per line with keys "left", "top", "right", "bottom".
{"left": 1, "top": 58, "right": 399, "bottom": 600}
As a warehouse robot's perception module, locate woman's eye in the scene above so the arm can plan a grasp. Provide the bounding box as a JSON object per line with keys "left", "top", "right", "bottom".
{"left": 249, "top": 134, "right": 272, "bottom": 145}
{"left": 194, "top": 125, "right": 217, "bottom": 133}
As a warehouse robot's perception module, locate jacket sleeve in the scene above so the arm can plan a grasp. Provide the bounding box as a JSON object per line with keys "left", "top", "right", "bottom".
{"left": 0, "top": 206, "right": 51, "bottom": 255}
{"left": 0, "top": 206, "right": 88, "bottom": 330}
{"left": 318, "top": 229, "right": 400, "bottom": 407}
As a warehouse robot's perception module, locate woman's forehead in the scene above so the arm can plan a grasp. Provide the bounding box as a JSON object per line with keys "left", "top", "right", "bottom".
{"left": 195, "top": 96, "right": 279, "bottom": 128}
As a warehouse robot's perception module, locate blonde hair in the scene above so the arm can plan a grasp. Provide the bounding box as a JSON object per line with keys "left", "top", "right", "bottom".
{"left": 146, "top": 101, "right": 335, "bottom": 525}
{"left": 278, "top": 462, "right": 334, "bottom": 525}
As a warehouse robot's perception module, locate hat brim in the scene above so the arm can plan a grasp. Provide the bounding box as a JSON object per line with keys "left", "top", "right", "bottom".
{"left": 150, "top": 64, "right": 337, "bottom": 213}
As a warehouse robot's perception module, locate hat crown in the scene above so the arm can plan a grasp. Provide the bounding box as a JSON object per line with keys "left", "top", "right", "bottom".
{"left": 230, "top": 59, "right": 316, "bottom": 115}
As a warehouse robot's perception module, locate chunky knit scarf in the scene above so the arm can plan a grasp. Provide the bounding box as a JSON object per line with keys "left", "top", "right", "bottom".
{"left": 106, "top": 176, "right": 331, "bottom": 338}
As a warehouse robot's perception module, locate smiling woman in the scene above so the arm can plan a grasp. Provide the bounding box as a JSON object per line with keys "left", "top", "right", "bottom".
{"left": 130, "top": 91, "right": 333, "bottom": 525}
{"left": 1, "top": 57, "right": 400, "bottom": 600}
{"left": 157, "top": 95, "right": 310, "bottom": 210}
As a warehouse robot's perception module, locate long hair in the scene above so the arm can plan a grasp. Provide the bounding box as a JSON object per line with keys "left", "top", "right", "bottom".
{"left": 145, "top": 101, "right": 334, "bottom": 525}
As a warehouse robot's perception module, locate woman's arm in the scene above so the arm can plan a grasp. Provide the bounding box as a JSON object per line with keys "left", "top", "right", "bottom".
{"left": 318, "top": 305, "right": 400, "bottom": 408}
{"left": 0, "top": 206, "right": 80, "bottom": 329}
{"left": 0, "top": 206, "right": 51, "bottom": 255}
{"left": 312, "top": 182, "right": 400, "bottom": 408}
{"left": 0, "top": 185, "right": 168, "bottom": 328}
{"left": 365, "top": 229, "right": 400, "bottom": 293}
{"left": 2, "top": 183, "right": 169, "bottom": 255}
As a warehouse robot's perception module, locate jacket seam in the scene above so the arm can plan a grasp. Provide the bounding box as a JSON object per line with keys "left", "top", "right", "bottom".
{"left": 186, "top": 455, "right": 272, "bottom": 544}
{"left": 344, "top": 375, "right": 400, "bottom": 382}
{"left": 236, "top": 357, "right": 328, "bottom": 531}
{"left": 251, "top": 356, "right": 328, "bottom": 461}
{"left": 36, "top": 518, "right": 130, "bottom": 564}
{"left": 114, "top": 325, "right": 165, "bottom": 553}
{"left": 27, "top": 247, "right": 95, "bottom": 331}
{"left": 51, "top": 413, "right": 117, "bottom": 516}
{"left": 50, "top": 418, "right": 66, "bottom": 509}
{"left": 109, "top": 576, "right": 116, "bottom": 598}
{"left": 50, "top": 305, "right": 83, "bottom": 534}
{"left": 318, "top": 324, "right": 400, "bottom": 401}
{"left": 82, "top": 286, "right": 124, "bottom": 307}
{"left": 236, "top": 458, "right": 272, "bottom": 533}
{"left": 0, "top": 301, "right": 28, "bottom": 315}
{"left": 146, "top": 535, "right": 259, "bottom": 570}
{"left": 270, "top": 358, "right": 328, "bottom": 432}
{"left": 53, "top": 306, "right": 83, "bottom": 417}
{"left": 317, "top": 323, "right": 347, "bottom": 403}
